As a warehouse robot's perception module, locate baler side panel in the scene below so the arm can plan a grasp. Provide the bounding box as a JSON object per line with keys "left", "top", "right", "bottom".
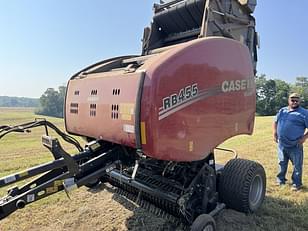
{"left": 141, "top": 37, "right": 256, "bottom": 161}
{"left": 65, "top": 72, "right": 143, "bottom": 147}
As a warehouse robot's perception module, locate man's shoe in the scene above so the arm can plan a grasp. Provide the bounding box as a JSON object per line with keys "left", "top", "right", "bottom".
{"left": 276, "top": 182, "right": 286, "bottom": 186}
{"left": 291, "top": 184, "right": 302, "bottom": 191}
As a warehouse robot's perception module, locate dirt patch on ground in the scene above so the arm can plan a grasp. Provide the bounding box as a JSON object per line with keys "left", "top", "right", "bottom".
{"left": 216, "top": 210, "right": 262, "bottom": 231}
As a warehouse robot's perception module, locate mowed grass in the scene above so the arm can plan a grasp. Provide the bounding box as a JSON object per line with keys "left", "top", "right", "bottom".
{"left": 0, "top": 108, "right": 308, "bottom": 230}
{"left": 0, "top": 108, "right": 81, "bottom": 178}
{"left": 0, "top": 107, "right": 85, "bottom": 228}
{"left": 216, "top": 116, "right": 308, "bottom": 231}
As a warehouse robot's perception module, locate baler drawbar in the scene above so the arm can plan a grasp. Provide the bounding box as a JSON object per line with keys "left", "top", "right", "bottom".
{"left": 0, "top": 120, "right": 122, "bottom": 220}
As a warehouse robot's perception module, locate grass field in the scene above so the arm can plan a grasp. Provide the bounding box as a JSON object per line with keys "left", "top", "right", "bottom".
{"left": 0, "top": 108, "right": 308, "bottom": 231}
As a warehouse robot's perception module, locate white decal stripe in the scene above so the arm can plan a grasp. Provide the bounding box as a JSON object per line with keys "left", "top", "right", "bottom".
{"left": 157, "top": 87, "right": 210, "bottom": 112}
{"left": 158, "top": 86, "right": 221, "bottom": 117}
{"left": 158, "top": 87, "right": 222, "bottom": 120}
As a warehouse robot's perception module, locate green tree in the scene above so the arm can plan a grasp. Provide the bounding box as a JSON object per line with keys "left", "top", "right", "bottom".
{"left": 256, "top": 75, "right": 290, "bottom": 115}
{"left": 0, "top": 96, "right": 39, "bottom": 107}
{"left": 35, "top": 86, "right": 66, "bottom": 118}
{"left": 256, "top": 75, "right": 277, "bottom": 115}
{"left": 291, "top": 76, "right": 308, "bottom": 108}
{"left": 58, "top": 85, "right": 67, "bottom": 116}
{"left": 273, "top": 79, "right": 290, "bottom": 112}
{"left": 295, "top": 76, "right": 308, "bottom": 88}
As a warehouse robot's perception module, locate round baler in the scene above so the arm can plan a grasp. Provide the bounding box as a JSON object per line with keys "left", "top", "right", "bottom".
{"left": 0, "top": 0, "right": 264, "bottom": 230}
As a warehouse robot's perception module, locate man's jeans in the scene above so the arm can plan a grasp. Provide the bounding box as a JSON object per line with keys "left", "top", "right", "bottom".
{"left": 277, "top": 143, "right": 303, "bottom": 187}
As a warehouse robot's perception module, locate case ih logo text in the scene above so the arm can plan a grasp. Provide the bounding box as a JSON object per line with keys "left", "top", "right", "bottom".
{"left": 162, "top": 84, "right": 198, "bottom": 110}
{"left": 158, "top": 79, "right": 254, "bottom": 120}
{"left": 221, "top": 79, "right": 254, "bottom": 93}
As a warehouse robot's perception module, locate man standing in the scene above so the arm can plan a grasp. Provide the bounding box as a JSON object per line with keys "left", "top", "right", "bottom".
{"left": 273, "top": 93, "right": 308, "bottom": 191}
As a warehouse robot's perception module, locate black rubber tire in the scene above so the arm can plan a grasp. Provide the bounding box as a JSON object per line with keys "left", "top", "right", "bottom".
{"left": 219, "top": 158, "right": 266, "bottom": 213}
{"left": 190, "top": 214, "right": 216, "bottom": 231}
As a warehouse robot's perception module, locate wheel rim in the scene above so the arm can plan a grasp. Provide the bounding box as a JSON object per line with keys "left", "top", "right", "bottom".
{"left": 203, "top": 224, "right": 214, "bottom": 231}
{"left": 249, "top": 174, "right": 263, "bottom": 209}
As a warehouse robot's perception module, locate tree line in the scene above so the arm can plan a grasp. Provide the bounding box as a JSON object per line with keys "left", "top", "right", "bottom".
{"left": 256, "top": 75, "right": 308, "bottom": 115}
{"left": 0, "top": 96, "right": 39, "bottom": 107}
{"left": 35, "top": 86, "right": 66, "bottom": 118}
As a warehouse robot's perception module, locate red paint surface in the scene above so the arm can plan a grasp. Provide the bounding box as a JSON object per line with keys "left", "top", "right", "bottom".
{"left": 141, "top": 37, "right": 255, "bottom": 161}
{"left": 65, "top": 72, "right": 143, "bottom": 147}
{"left": 65, "top": 37, "right": 255, "bottom": 162}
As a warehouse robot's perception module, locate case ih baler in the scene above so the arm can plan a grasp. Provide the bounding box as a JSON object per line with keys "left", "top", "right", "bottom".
{"left": 0, "top": 0, "right": 265, "bottom": 229}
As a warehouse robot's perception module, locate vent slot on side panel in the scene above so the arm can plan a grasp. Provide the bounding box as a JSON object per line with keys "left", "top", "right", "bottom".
{"left": 91, "top": 89, "right": 98, "bottom": 95}
{"left": 70, "top": 103, "right": 79, "bottom": 114}
{"left": 90, "top": 104, "right": 97, "bottom": 117}
{"left": 111, "top": 104, "right": 119, "bottom": 119}
{"left": 112, "top": 89, "right": 121, "bottom": 95}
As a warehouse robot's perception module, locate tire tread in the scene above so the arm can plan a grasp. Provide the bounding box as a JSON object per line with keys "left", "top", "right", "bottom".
{"left": 219, "top": 158, "right": 266, "bottom": 213}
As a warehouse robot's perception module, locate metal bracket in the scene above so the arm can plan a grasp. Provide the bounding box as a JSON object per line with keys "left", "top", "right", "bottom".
{"left": 215, "top": 147, "right": 238, "bottom": 159}
{"left": 131, "top": 160, "right": 139, "bottom": 180}
{"left": 42, "top": 135, "right": 79, "bottom": 175}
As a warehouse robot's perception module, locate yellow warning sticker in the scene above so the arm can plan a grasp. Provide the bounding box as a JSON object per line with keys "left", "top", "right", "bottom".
{"left": 141, "top": 122, "right": 147, "bottom": 145}
{"left": 121, "top": 114, "right": 132, "bottom": 121}
{"left": 120, "top": 103, "right": 135, "bottom": 115}
{"left": 19, "top": 171, "right": 28, "bottom": 178}
{"left": 46, "top": 186, "right": 58, "bottom": 194}
{"left": 90, "top": 142, "right": 101, "bottom": 151}
{"left": 189, "top": 141, "right": 194, "bottom": 152}
{"left": 54, "top": 180, "right": 63, "bottom": 187}
{"left": 120, "top": 103, "right": 135, "bottom": 121}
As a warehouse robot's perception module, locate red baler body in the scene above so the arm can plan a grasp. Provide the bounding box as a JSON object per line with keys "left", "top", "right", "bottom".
{"left": 65, "top": 37, "right": 255, "bottom": 162}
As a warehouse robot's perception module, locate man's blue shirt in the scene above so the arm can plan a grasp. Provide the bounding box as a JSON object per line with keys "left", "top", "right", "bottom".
{"left": 275, "top": 106, "right": 308, "bottom": 148}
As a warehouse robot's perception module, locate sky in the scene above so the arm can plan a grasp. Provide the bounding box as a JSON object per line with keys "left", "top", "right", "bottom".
{"left": 0, "top": 1, "right": 307, "bottom": 98}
